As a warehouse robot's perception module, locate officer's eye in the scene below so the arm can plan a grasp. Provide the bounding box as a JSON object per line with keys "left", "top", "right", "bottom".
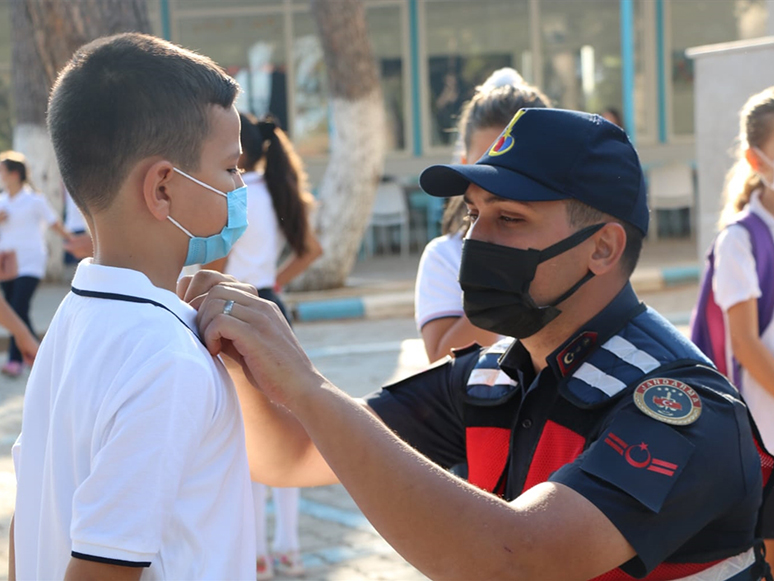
{"left": 466, "top": 211, "right": 478, "bottom": 223}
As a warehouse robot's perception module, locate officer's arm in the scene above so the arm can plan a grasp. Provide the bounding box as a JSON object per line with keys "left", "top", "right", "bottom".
{"left": 225, "top": 355, "right": 344, "bottom": 487}
{"left": 292, "top": 376, "right": 634, "bottom": 579}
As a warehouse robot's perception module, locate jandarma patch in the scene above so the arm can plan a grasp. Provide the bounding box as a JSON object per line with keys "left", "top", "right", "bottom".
{"left": 633, "top": 378, "right": 702, "bottom": 426}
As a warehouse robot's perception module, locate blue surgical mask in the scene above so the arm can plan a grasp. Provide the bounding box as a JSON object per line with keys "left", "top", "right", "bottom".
{"left": 168, "top": 167, "right": 248, "bottom": 266}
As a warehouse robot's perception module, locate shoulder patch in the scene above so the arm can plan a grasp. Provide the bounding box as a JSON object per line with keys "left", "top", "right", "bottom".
{"left": 633, "top": 377, "right": 702, "bottom": 426}
{"left": 581, "top": 410, "right": 695, "bottom": 512}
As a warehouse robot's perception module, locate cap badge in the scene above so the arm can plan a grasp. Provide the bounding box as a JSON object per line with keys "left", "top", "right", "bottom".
{"left": 633, "top": 378, "right": 702, "bottom": 426}
{"left": 488, "top": 109, "right": 526, "bottom": 157}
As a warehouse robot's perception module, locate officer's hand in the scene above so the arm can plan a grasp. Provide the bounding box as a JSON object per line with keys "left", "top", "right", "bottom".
{"left": 195, "top": 284, "right": 322, "bottom": 410}
{"left": 178, "top": 270, "right": 257, "bottom": 307}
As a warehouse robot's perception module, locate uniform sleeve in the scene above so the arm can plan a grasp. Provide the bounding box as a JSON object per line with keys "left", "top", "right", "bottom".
{"left": 549, "top": 384, "right": 760, "bottom": 577}
{"left": 69, "top": 350, "right": 217, "bottom": 567}
{"left": 713, "top": 225, "right": 761, "bottom": 312}
{"left": 35, "top": 196, "right": 58, "bottom": 226}
{"left": 415, "top": 236, "right": 465, "bottom": 331}
{"left": 365, "top": 355, "right": 471, "bottom": 469}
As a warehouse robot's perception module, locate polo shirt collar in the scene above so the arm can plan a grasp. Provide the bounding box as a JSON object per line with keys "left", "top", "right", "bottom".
{"left": 499, "top": 283, "right": 644, "bottom": 382}
{"left": 71, "top": 259, "right": 199, "bottom": 338}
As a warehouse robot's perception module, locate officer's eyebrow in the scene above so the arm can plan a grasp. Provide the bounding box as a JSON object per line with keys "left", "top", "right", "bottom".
{"left": 463, "top": 191, "right": 535, "bottom": 209}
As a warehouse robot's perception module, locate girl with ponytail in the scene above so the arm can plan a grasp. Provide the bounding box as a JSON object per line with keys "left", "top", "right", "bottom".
{"left": 212, "top": 113, "right": 321, "bottom": 579}
{"left": 697, "top": 86, "right": 774, "bottom": 568}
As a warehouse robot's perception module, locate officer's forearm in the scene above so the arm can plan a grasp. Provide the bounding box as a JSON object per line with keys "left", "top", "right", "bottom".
{"left": 291, "top": 377, "right": 634, "bottom": 580}
{"left": 225, "top": 356, "right": 340, "bottom": 487}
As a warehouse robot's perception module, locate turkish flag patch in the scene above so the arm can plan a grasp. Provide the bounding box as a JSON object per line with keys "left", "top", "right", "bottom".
{"left": 581, "top": 410, "right": 695, "bottom": 512}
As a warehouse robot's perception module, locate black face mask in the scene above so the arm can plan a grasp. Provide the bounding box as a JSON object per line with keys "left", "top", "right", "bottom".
{"left": 459, "top": 223, "right": 605, "bottom": 339}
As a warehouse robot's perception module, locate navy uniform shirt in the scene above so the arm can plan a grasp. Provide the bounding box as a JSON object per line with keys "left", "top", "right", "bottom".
{"left": 366, "top": 284, "right": 767, "bottom": 579}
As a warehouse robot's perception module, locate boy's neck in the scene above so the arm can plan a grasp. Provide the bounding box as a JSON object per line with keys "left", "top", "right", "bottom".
{"left": 7, "top": 183, "right": 22, "bottom": 196}
{"left": 92, "top": 216, "right": 184, "bottom": 294}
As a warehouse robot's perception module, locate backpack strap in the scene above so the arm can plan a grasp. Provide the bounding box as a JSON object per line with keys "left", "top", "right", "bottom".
{"left": 738, "top": 211, "right": 774, "bottom": 336}
{"left": 690, "top": 209, "right": 774, "bottom": 388}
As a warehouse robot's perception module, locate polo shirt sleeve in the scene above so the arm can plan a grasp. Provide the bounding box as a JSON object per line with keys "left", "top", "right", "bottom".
{"left": 415, "top": 235, "right": 465, "bottom": 331}
{"left": 34, "top": 196, "right": 58, "bottom": 227}
{"left": 69, "top": 349, "right": 218, "bottom": 567}
{"left": 713, "top": 225, "right": 760, "bottom": 312}
{"left": 365, "top": 354, "right": 471, "bottom": 470}
{"left": 548, "top": 385, "right": 760, "bottom": 577}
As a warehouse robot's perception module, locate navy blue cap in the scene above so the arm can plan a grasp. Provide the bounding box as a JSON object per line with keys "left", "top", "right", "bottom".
{"left": 419, "top": 108, "right": 649, "bottom": 235}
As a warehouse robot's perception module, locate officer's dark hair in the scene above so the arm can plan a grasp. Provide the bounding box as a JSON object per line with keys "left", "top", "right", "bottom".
{"left": 0, "top": 151, "right": 28, "bottom": 184}
{"left": 565, "top": 199, "right": 643, "bottom": 277}
{"left": 47, "top": 32, "right": 239, "bottom": 217}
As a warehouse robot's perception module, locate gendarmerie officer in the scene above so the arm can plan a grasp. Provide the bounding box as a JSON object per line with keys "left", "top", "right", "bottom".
{"left": 189, "top": 108, "right": 773, "bottom": 580}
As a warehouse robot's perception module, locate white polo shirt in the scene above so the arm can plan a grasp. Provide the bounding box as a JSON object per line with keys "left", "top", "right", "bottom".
{"left": 13, "top": 259, "right": 255, "bottom": 580}
{"left": 0, "top": 186, "right": 58, "bottom": 278}
{"left": 225, "top": 171, "right": 285, "bottom": 289}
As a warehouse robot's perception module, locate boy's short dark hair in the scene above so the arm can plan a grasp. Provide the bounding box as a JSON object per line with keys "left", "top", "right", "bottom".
{"left": 48, "top": 33, "right": 239, "bottom": 216}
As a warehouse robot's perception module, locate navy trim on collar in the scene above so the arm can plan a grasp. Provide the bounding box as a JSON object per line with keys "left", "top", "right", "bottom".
{"left": 498, "top": 283, "right": 644, "bottom": 384}
{"left": 547, "top": 283, "right": 645, "bottom": 379}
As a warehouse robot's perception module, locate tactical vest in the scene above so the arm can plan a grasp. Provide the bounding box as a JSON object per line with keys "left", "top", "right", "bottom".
{"left": 461, "top": 310, "right": 774, "bottom": 581}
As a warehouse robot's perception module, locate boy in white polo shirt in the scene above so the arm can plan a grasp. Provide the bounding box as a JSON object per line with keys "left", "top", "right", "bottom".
{"left": 10, "top": 33, "right": 255, "bottom": 580}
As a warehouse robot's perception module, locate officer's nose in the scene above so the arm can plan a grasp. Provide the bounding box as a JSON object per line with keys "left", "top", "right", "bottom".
{"left": 465, "top": 213, "right": 493, "bottom": 244}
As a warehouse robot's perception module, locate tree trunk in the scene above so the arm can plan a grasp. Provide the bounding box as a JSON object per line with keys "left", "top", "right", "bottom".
{"left": 9, "top": 0, "right": 150, "bottom": 280}
{"left": 290, "top": 0, "right": 386, "bottom": 291}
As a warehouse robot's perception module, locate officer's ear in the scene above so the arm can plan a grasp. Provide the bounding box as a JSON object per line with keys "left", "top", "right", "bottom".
{"left": 588, "top": 222, "right": 626, "bottom": 276}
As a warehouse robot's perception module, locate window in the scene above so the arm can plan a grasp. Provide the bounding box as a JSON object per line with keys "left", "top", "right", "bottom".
{"left": 541, "top": 0, "right": 622, "bottom": 119}
{"left": 176, "top": 11, "right": 289, "bottom": 128}
{"left": 292, "top": 4, "right": 407, "bottom": 155}
{"left": 424, "top": 0, "right": 531, "bottom": 148}
{"left": 669, "top": 0, "right": 767, "bottom": 136}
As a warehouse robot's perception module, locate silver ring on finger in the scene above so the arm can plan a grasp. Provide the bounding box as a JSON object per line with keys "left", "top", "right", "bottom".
{"left": 222, "top": 299, "right": 235, "bottom": 316}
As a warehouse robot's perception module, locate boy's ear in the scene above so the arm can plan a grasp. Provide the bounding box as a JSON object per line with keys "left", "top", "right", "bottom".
{"left": 142, "top": 160, "right": 175, "bottom": 221}
{"left": 589, "top": 222, "right": 626, "bottom": 276}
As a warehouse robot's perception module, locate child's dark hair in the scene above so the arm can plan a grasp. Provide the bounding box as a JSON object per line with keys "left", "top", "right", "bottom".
{"left": 239, "top": 113, "right": 313, "bottom": 255}
{"left": 720, "top": 87, "right": 774, "bottom": 227}
{"left": 47, "top": 33, "right": 240, "bottom": 217}
{"left": 0, "top": 151, "right": 28, "bottom": 184}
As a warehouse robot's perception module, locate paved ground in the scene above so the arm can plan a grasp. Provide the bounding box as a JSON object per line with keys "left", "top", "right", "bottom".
{"left": 0, "top": 238, "right": 701, "bottom": 580}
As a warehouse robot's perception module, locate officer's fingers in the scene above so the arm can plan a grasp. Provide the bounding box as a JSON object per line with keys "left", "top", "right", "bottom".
{"left": 177, "top": 275, "right": 193, "bottom": 301}
{"left": 188, "top": 280, "right": 259, "bottom": 312}
{"left": 200, "top": 305, "right": 257, "bottom": 357}
{"left": 195, "top": 285, "right": 266, "bottom": 328}
{"left": 182, "top": 270, "right": 238, "bottom": 304}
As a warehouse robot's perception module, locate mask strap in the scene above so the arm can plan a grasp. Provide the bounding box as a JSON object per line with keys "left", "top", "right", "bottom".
{"left": 537, "top": 223, "right": 605, "bottom": 262}
{"left": 173, "top": 167, "right": 228, "bottom": 198}
{"left": 548, "top": 270, "right": 596, "bottom": 308}
{"left": 167, "top": 216, "right": 194, "bottom": 238}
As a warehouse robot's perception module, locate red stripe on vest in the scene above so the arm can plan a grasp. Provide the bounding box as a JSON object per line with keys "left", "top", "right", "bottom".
{"left": 466, "top": 427, "right": 510, "bottom": 493}
{"left": 522, "top": 420, "right": 585, "bottom": 493}
{"left": 755, "top": 437, "right": 774, "bottom": 488}
{"left": 591, "top": 558, "right": 723, "bottom": 580}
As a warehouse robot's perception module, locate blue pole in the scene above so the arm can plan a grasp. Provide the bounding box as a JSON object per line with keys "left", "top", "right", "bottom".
{"left": 409, "top": 0, "right": 422, "bottom": 157}
{"left": 620, "top": 0, "right": 636, "bottom": 145}
{"left": 656, "top": 0, "right": 667, "bottom": 143}
{"left": 160, "top": 0, "right": 171, "bottom": 41}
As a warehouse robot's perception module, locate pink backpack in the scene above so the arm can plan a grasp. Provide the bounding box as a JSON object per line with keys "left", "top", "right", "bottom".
{"left": 690, "top": 210, "right": 774, "bottom": 389}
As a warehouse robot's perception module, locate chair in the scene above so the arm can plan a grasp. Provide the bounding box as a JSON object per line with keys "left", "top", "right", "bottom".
{"left": 647, "top": 163, "right": 695, "bottom": 239}
{"left": 364, "top": 179, "right": 410, "bottom": 257}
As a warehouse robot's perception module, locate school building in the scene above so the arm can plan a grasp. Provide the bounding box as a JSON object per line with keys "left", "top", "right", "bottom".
{"left": 0, "top": 0, "right": 770, "bottom": 243}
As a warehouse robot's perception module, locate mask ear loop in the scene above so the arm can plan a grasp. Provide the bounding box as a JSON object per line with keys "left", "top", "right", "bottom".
{"left": 537, "top": 222, "right": 606, "bottom": 308}
{"left": 173, "top": 167, "right": 228, "bottom": 198}
{"left": 537, "top": 222, "right": 606, "bottom": 261}
{"left": 167, "top": 216, "right": 194, "bottom": 238}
